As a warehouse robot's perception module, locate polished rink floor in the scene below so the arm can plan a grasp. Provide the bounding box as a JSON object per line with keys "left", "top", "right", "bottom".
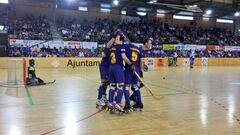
{"left": 0, "top": 66, "right": 240, "bottom": 135}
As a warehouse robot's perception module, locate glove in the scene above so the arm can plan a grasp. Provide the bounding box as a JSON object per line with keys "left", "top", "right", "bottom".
{"left": 139, "top": 82, "right": 144, "bottom": 88}
{"left": 143, "top": 64, "right": 148, "bottom": 72}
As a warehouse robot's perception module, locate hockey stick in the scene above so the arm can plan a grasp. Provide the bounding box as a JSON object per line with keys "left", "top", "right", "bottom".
{"left": 134, "top": 71, "right": 163, "bottom": 100}
{"left": 28, "top": 80, "right": 56, "bottom": 87}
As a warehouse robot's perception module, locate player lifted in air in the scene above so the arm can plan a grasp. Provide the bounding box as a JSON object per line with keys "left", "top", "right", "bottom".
{"left": 107, "top": 32, "right": 134, "bottom": 115}
{"left": 96, "top": 47, "right": 110, "bottom": 109}
{"left": 27, "top": 59, "right": 45, "bottom": 86}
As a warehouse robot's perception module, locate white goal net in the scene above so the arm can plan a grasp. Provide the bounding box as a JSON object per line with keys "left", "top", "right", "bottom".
{"left": 7, "top": 58, "right": 26, "bottom": 86}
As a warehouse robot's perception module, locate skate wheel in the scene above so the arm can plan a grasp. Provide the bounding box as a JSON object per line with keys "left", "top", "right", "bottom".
{"left": 118, "top": 112, "right": 123, "bottom": 115}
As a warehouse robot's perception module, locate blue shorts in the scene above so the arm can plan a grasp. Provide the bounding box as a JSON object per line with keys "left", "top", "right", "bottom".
{"left": 108, "top": 65, "right": 124, "bottom": 84}
{"left": 190, "top": 57, "right": 195, "bottom": 61}
{"left": 173, "top": 57, "right": 177, "bottom": 61}
{"left": 125, "top": 67, "right": 140, "bottom": 85}
{"left": 99, "top": 65, "right": 109, "bottom": 81}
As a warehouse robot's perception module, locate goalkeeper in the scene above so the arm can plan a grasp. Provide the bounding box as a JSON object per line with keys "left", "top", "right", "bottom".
{"left": 27, "top": 59, "right": 45, "bottom": 86}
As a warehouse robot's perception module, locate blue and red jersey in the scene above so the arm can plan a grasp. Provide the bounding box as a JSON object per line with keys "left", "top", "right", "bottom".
{"left": 109, "top": 45, "right": 126, "bottom": 66}
{"left": 100, "top": 48, "right": 110, "bottom": 67}
{"left": 124, "top": 43, "right": 143, "bottom": 69}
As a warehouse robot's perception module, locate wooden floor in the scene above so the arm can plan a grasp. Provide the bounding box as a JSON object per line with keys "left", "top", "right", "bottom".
{"left": 0, "top": 66, "right": 240, "bottom": 135}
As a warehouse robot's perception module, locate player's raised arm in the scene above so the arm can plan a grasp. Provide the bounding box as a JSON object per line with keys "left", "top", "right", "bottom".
{"left": 106, "top": 38, "right": 115, "bottom": 49}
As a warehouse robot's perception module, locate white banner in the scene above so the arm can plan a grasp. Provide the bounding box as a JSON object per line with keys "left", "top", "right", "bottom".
{"left": 201, "top": 57, "right": 208, "bottom": 66}
{"left": 224, "top": 46, "right": 240, "bottom": 51}
{"left": 182, "top": 58, "right": 190, "bottom": 66}
{"left": 147, "top": 58, "right": 154, "bottom": 71}
{"left": 9, "top": 39, "right": 98, "bottom": 49}
{"left": 184, "top": 44, "right": 197, "bottom": 50}
{"left": 195, "top": 45, "right": 206, "bottom": 51}
{"left": 48, "top": 41, "right": 64, "bottom": 48}
{"left": 9, "top": 39, "right": 48, "bottom": 47}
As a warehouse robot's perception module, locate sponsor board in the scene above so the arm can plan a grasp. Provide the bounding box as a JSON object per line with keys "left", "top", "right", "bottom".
{"left": 9, "top": 39, "right": 98, "bottom": 49}
{"left": 182, "top": 58, "right": 190, "bottom": 66}
{"left": 146, "top": 58, "right": 154, "bottom": 70}
{"left": 201, "top": 57, "right": 208, "bottom": 66}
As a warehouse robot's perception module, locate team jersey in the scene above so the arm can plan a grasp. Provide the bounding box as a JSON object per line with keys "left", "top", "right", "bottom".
{"left": 139, "top": 46, "right": 147, "bottom": 58}
{"left": 100, "top": 48, "right": 110, "bottom": 67}
{"left": 109, "top": 44, "right": 126, "bottom": 66}
{"left": 174, "top": 52, "right": 178, "bottom": 58}
{"left": 28, "top": 66, "right": 36, "bottom": 79}
{"left": 125, "top": 43, "right": 143, "bottom": 68}
{"left": 190, "top": 51, "right": 196, "bottom": 59}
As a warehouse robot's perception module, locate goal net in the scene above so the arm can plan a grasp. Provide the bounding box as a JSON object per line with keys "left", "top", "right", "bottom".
{"left": 7, "top": 58, "right": 26, "bottom": 87}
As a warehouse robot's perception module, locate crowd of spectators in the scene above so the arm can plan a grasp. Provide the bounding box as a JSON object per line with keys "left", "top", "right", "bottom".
{"left": 8, "top": 45, "right": 99, "bottom": 57}
{"left": 57, "top": 18, "right": 240, "bottom": 46}
{"left": 8, "top": 45, "right": 240, "bottom": 58}
{"left": 8, "top": 15, "right": 52, "bottom": 40}
{"left": 7, "top": 16, "right": 240, "bottom": 46}
{"left": 7, "top": 16, "right": 240, "bottom": 58}
{"left": 147, "top": 47, "right": 240, "bottom": 58}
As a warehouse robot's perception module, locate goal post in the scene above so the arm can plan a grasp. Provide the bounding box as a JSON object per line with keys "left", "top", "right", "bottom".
{"left": 7, "top": 58, "right": 27, "bottom": 87}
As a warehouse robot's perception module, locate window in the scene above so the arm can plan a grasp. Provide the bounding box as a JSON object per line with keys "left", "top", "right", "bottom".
{"left": 173, "top": 15, "right": 194, "bottom": 20}
{"left": 202, "top": 17, "right": 209, "bottom": 21}
{"left": 78, "top": 6, "right": 88, "bottom": 12}
{"left": 157, "top": 9, "right": 166, "bottom": 14}
{"left": 0, "top": 25, "right": 4, "bottom": 30}
{"left": 101, "top": 8, "right": 111, "bottom": 13}
{"left": 121, "top": 10, "right": 126, "bottom": 15}
{"left": 100, "top": 4, "right": 111, "bottom": 13}
{"left": 216, "top": 19, "right": 233, "bottom": 24}
{"left": 0, "top": 0, "right": 8, "bottom": 4}
{"left": 136, "top": 12, "right": 146, "bottom": 16}
{"left": 157, "top": 13, "right": 165, "bottom": 17}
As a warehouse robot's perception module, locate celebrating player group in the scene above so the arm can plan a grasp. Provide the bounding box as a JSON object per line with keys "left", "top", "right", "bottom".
{"left": 96, "top": 30, "right": 152, "bottom": 115}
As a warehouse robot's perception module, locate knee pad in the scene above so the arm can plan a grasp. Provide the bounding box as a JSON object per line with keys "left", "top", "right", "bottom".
{"left": 110, "top": 84, "right": 117, "bottom": 90}
{"left": 118, "top": 84, "right": 124, "bottom": 91}
{"left": 124, "top": 85, "right": 130, "bottom": 92}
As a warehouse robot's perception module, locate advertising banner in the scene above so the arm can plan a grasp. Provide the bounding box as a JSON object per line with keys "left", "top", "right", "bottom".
{"left": 9, "top": 40, "right": 98, "bottom": 49}
{"left": 9, "top": 39, "right": 48, "bottom": 48}
{"left": 163, "top": 44, "right": 175, "bottom": 50}
{"left": 182, "top": 58, "right": 190, "bottom": 66}
{"left": 224, "top": 46, "right": 240, "bottom": 51}
{"left": 201, "top": 57, "right": 208, "bottom": 66}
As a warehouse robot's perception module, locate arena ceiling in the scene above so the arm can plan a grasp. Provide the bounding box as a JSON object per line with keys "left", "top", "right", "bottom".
{"left": 42, "top": 0, "right": 240, "bottom": 19}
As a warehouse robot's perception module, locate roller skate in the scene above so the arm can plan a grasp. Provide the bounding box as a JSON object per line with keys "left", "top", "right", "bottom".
{"left": 96, "top": 99, "right": 106, "bottom": 109}
{"left": 102, "top": 95, "right": 108, "bottom": 104}
{"left": 130, "top": 94, "right": 137, "bottom": 106}
{"left": 132, "top": 103, "right": 143, "bottom": 112}
{"left": 130, "top": 94, "right": 137, "bottom": 103}
{"left": 107, "top": 103, "right": 115, "bottom": 114}
{"left": 115, "top": 103, "right": 124, "bottom": 115}
{"left": 123, "top": 103, "right": 132, "bottom": 113}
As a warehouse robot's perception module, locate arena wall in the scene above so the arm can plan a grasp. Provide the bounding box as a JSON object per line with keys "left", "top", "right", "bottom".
{"left": 0, "top": 58, "right": 240, "bottom": 69}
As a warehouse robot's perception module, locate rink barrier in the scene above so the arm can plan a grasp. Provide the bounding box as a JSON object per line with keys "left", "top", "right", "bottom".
{"left": 0, "top": 57, "right": 240, "bottom": 69}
